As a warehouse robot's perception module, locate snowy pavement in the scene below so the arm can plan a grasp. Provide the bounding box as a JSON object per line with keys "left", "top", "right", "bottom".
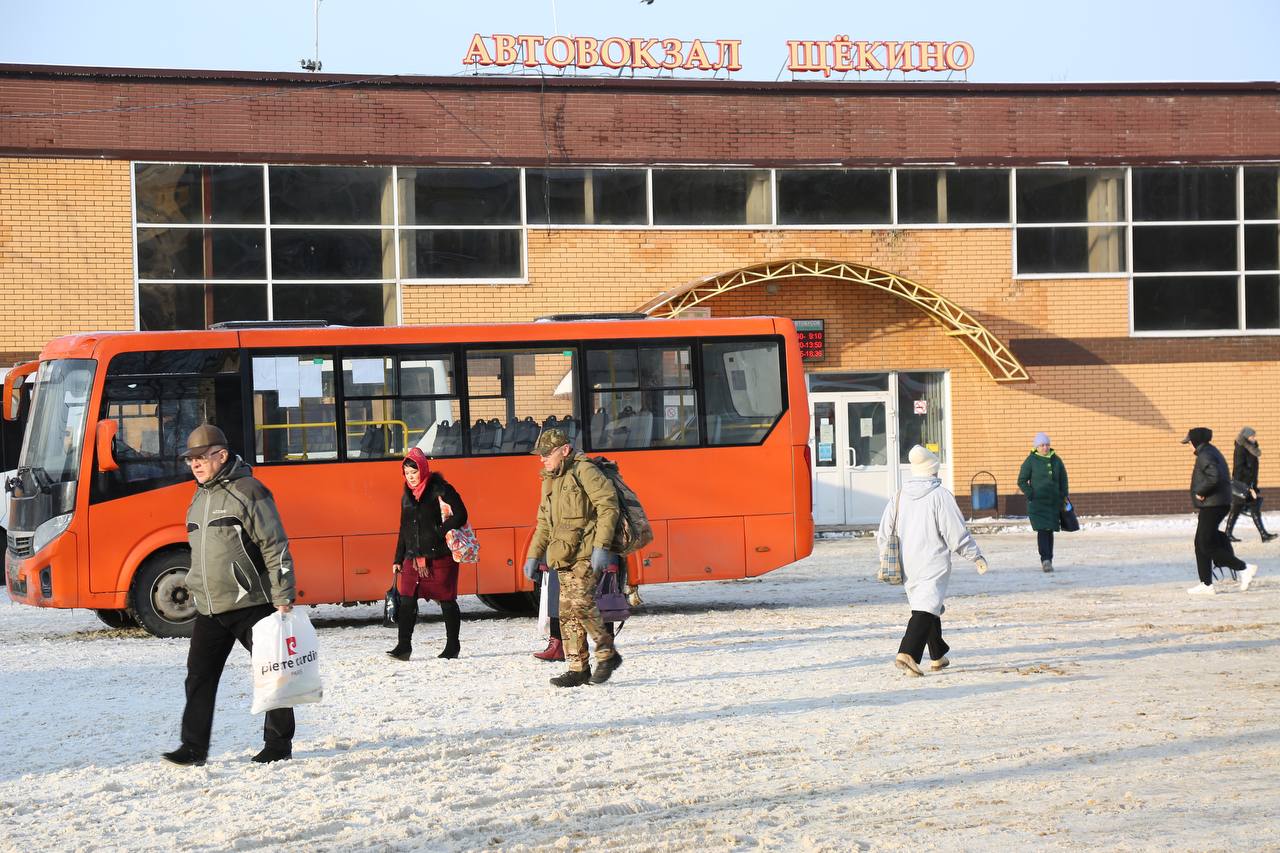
{"left": 1, "top": 518, "right": 1278, "bottom": 851}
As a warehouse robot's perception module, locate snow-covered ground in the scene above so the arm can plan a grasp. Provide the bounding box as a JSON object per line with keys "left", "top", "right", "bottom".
{"left": 1, "top": 518, "right": 1278, "bottom": 852}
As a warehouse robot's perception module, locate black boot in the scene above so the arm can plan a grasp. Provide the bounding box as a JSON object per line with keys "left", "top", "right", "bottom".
{"left": 550, "top": 668, "right": 592, "bottom": 688}
{"left": 1225, "top": 506, "right": 1242, "bottom": 542}
{"left": 438, "top": 600, "right": 461, "bottom": 659}
{"left": 1248, "top": 499, "right": 1277, "bottom": 542}
{"left": 387, "top": 597, "right": 417, "bottom": 661}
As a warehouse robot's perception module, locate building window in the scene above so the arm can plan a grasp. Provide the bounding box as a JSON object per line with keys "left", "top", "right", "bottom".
{"left": 777, "top": 170, "right": 891, "bottom": 225}
{"left": 1130, "top": 166, "right": 1278, "bottom": 333}
{"left": 652, "top": 169, "right": 772, "bottom": 225}
{"left": 896, "top": 371, "right": 947, "bottom": 463}
{"left": 399, "top": 168, "right": 523, "bottom": 280}
{"left": 1015, "top": 168, "right": 1125, "bottom": 274}
{"left": 525, "top": 169, "right": 647, "bottom": 225}
{"left": 896, "top": 169, "right": 1009, "bottom": 225}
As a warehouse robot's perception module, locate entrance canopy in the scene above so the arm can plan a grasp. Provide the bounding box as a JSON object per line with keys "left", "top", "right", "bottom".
{"left": 637, "top": 259, "right": 1029, "bottom": 382}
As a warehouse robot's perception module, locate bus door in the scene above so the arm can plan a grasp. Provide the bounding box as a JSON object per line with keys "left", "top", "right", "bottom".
{"left": 809, "top": 391, "right": 898, "bottom": 525}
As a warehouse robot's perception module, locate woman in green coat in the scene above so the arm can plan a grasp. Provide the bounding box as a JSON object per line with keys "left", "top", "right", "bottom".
{"left": 1018, "top": 432, "right": 1069, "bottom": 572}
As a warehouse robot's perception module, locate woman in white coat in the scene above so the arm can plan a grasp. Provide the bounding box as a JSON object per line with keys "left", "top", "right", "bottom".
{"left": 877, "top": 445, "right": 989, "bottom": 676}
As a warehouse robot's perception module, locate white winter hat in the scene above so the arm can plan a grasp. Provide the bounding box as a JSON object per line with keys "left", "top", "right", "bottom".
{"left": 909, "top": 444, "right": 940, "bottom": 477}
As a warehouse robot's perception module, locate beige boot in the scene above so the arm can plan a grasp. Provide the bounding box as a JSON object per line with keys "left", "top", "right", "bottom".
{"left": 894, "top": 653, "right": 923, "bottom": 677}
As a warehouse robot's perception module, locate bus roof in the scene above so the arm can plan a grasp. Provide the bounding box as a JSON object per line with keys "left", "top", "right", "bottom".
{"left": 38, "top": 316, "right": 797, "bottom": 362}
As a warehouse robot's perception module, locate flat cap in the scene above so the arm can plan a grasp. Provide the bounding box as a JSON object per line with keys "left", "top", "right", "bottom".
{"left": 182, "top": 423, "right": 228, "bottom": 458}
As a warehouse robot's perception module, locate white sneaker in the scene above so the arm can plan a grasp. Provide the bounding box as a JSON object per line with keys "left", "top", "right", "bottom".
{"left": 1187, "top": 583, "right": 1217, "bottom": 596}
{"left": 1239, "top": 564, "right": 1260, "bottom": 592}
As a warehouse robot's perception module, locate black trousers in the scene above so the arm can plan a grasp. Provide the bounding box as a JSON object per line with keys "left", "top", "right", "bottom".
{"left": 181, "top": 603, "right": 295, "bottom": 755}
{"left": 898, "top": 610, "right": 950, "bottom": 664}
{"left": 1194, "top": 505, "right": 1245, "bottom": 585}
{"left": 1037, "top": 530, "right": 1054, "bottom": 561}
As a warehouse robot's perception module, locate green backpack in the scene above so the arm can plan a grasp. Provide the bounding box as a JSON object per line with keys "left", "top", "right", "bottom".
{"left": 576, "top": 455, "right": 654, "bottom": 556}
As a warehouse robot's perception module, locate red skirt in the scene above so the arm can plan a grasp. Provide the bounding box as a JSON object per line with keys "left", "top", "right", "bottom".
{"left": 396, "top": 555, "right": 459, "bottom": 602}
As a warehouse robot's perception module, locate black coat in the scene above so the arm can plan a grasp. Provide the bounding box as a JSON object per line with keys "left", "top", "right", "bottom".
{"left": 1232, "top": 442, "right": 1260, "bottom": 490}
{"left": 1190, "top": 443, "right": 1232, "bottom": 508}
{"left": 394, "top": 472, "right": 467, "bottom": 563}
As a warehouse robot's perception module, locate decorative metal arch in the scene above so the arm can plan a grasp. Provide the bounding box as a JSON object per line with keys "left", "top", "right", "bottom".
{"left": 636, "top": 258, "right": 1030, "bottom": 382}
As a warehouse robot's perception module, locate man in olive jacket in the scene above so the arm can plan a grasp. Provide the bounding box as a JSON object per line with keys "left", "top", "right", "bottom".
{"left": 524, "top": 428, "right": 621, "bottom": 687}
{"left": 162, "top": 424, "right": 297, "bottom": 766}
{"left": 1182, "top": 426, "right": 1258, "bottom": 595}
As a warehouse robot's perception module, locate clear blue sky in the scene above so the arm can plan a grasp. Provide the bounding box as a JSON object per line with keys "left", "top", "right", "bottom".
{"left": 1, "top": 0, "right": 1277, "bottom": 83}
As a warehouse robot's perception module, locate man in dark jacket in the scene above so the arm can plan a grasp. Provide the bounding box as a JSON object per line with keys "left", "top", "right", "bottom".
{"left": 162, "top": 424, "right": 297, "bottom": 766}
{"left": 1182, "top": 427, "right": 1258, "bottom": 595}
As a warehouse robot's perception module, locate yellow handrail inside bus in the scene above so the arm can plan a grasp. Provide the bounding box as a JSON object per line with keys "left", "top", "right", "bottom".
{"left": 257, "top": 419, "right": 410, "bottom": 460}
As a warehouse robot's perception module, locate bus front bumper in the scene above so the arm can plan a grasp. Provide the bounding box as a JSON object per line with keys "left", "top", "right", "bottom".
{"left": 5, "top": 532, "right": 78, "bottom": 608}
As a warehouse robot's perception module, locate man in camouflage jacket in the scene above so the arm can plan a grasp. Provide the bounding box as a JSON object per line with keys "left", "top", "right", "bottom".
{"left": 525, "top": 428, "right": 622, "bottom": 687}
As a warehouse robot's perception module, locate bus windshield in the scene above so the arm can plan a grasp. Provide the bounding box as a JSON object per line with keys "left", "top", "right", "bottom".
{"left": 16, "top": 359, "right": 96, "bottom": 518}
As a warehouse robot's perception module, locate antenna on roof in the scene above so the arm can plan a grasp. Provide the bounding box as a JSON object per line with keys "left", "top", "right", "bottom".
{"left": 299, "top": 0, "right": 323, "bottom": 72}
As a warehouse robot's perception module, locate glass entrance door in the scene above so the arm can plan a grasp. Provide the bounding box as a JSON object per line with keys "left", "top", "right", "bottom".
{"left": 809, "top": 391, "right": 898, "bottom": 525}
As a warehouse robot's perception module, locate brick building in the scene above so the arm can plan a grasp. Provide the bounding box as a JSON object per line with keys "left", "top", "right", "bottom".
{"left": 2, "top": 64, "right": 1279, "bottom": 521}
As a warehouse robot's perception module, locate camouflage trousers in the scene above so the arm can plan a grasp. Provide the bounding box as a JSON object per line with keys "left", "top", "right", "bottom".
{"left": 558, "top": 560, "right": 616, "bottom": 672}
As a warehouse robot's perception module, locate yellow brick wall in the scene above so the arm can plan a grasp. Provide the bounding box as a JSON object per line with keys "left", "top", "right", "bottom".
{"left": 3, "top": 159, "right": 1273, "bottom": 507}
{"left": 0, "top": 159, "right": 134, "bottom": 355}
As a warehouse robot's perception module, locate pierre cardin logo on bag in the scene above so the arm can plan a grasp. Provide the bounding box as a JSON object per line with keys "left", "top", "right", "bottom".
{"left": 285, "top": 636, "right": 297, "bottom": 656}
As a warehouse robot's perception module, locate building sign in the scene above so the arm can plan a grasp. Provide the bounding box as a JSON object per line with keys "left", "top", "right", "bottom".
{"left": 463, "top": 35, "right": 972, "bottom": 77}
{"left": 786, "top": 38, "right": 973, "bottom": 77}
{"left": 795, "top": 319, "right": 826, "bottom": 361}
{"left": 913, "top": 400, "right": 928, "bottom": 415}
{"left": 463, "top": 34, "right": 742, "bottom": 72}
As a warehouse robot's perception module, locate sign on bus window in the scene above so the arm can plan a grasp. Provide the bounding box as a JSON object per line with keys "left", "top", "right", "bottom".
{"left": 252, "top": 354, "right": 336, "bottom": 463}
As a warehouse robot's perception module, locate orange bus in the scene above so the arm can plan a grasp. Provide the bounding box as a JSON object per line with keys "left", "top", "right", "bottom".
{"left": 3, "top": 314, "right": 813, "bottom": 636}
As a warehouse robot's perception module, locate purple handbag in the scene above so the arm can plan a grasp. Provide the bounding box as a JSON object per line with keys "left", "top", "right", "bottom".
{"left": 595, "top": 565, "right": 630, "bottom": 626}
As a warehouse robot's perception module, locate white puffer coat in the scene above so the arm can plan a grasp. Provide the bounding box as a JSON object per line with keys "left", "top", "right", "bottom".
{"left": 876, "top": 476, "right": 984, "bottom": 615}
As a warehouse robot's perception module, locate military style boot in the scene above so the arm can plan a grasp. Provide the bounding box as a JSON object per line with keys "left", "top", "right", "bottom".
{"left": 550, "top": 667, "right": 592, "bottom": 688}
{"left": 438, "top": 601, "right": 461, "bottom": 659}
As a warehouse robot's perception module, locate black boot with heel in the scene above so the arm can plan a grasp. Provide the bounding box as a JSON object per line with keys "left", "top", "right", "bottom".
{"left": 387, "top": 597, "right": 417, "bottom": 661}
{"left": 438, "top": 600, "right": 461, "bottom": 659}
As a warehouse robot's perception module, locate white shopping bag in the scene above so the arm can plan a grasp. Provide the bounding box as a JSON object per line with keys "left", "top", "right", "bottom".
{"left": 536, "top": 574, "right": 550, "bottom": 638}
{"left": 251, "top": 610, "right": 324, "bottom": 714}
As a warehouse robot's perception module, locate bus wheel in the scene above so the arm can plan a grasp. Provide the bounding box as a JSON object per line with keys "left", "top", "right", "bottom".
{"left": 128, "top": 551, "right": 197, "bottom": 638}
{"left": 94, "top": 609, "right": 138, "bottom": 629}
{"left": 475, "top": 592, "right": 537, "bottom": 615}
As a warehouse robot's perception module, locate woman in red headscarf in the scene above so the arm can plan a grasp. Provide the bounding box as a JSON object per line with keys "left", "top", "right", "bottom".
{"left": 387, "top": 447, "right": 467, "bottom": 660}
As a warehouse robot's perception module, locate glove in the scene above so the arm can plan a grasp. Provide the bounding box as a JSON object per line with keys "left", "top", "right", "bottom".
{"left": 523, "top": 558, "right": 540, "bottom": 581}
{"left": 975, "top": 557, "right": 989, "bottom": 575}
{"left": 590, "top": 547, "right": 611, "bottom": 572}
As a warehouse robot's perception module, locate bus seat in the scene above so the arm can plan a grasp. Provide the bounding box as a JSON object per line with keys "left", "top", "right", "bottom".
{"left": 559, "top": 414, "right": 579, "bottom": 444}
{"left": 627, "top": 409, "right": 653, "bottom": 448}
{"left": 510, "top": 416, "right": 539, "bottom": 452}
{"left": 430, "top": 420, "right": 458, "bottom": 456}
{"left": 358, "top": 424, "right": 385, "bottom": 458}
{"left": 590, "top": 408, "right": 609, "bottom": 448}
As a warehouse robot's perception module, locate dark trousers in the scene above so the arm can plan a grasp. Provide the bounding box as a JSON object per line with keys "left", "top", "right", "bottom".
{"left": 181, "top": 604, "right": 295, "bottom": 755}
{"left": 898, "top": 610, "right": 950, "bottom": 664}
{"left": 1194, "top": 505, "right": 1245, "bottom": 585}
{"left": 1037, "top": 530, "right": 1054, "bottom": 561}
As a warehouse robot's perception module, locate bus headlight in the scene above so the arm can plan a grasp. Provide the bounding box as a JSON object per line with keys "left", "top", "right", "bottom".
{"left": 32, "top": 513, "right": 73, "bottom": 554}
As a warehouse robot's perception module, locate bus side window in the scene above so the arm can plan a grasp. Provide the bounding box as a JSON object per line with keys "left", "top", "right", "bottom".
{"left": 585, "top": 344, "right": 697, "bottom": 450}
{"left": 465, "top": 347, "right": 578, "bottom": 455}
{"left": 701, "top": 340, "right": 784, "bottom": 445}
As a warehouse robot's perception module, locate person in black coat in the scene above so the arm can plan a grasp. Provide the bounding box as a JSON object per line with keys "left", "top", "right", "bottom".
{"left": 1182, "top": 427, "right": 1259, "bottom": 595}
{"left": 1225, "top": 426, "right": 1276, "bottom": 543}
{"left": 387, "top": 447, "right": 468, "bottom": 660}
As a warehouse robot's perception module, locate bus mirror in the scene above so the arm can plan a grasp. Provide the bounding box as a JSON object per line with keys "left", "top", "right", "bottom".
{"left": 3, "top": 360, "right": 38, "bottom": 421}
{"left": 96, "top": 419, "right": 120, "bottom": 474}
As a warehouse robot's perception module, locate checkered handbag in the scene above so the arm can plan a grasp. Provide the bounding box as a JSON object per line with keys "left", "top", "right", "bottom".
{"left": 877, "top": 491, "right": 904, "bottom": 585}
